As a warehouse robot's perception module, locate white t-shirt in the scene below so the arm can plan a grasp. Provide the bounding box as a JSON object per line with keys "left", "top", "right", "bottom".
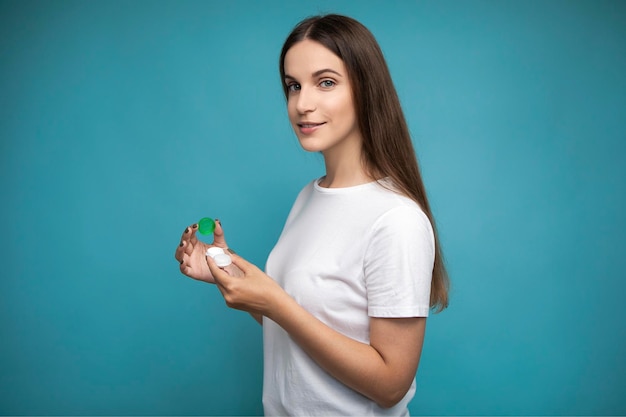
{"left": 263, "top": 178, "right": 435, "bottom": 416}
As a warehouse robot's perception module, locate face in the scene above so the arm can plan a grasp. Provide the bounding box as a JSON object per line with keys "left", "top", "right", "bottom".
{"left": 283, "top": 40, "right": 362, "bottom": 157}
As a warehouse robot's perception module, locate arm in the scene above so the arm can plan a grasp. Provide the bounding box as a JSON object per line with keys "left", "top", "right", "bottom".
{"left": 250, "top": 312, "right": 263, "bottom": 325}
{"left": 208, "top": 254, "right": 426, "bottom": 408}
{"left": 272, "top": 292, "right": 425, "bottom": 408}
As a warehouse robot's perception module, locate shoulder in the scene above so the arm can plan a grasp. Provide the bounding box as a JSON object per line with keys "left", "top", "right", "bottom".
{"left": 372, "top": 205, "right": 434, "bottom": 247}
{"left": 290, "top": 178, "right": 319, "bottom": 206}
{"left": 296, "top": 178, "right": 320, "bottom": 198}
{"left": 375, "top": 204, "right": 432, "bottom": 235}
{"left": 365, "top": 187, "right": 435, "bottom": 254}
{"left": 281, "top": 178, "right": 322, "bottom": 228}
{"left": 368, "top": 181, "right": 433, "bottom": 233}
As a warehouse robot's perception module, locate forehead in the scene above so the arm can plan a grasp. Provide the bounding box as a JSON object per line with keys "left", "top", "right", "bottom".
{"left": 283, "top": 39, "right": 346, "bottom": 77}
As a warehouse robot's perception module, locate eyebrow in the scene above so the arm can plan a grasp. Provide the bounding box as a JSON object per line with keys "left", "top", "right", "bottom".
{"left": 284, "top": 68, "right": 343, "bottom": 81}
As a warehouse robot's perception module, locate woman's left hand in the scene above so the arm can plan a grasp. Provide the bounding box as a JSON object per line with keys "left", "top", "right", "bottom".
{"left": 206, "top": 253, "right": 284, "bottom": 317}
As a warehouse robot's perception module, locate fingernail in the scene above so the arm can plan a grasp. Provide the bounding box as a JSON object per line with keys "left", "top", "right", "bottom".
{"left": 192, "top": 224, "right": 198, "bottom": 229}
{"left": 179, "top": 242, "right": 183, "bottom": 247}
{"left": 179, "top": 259, "right": 183, "bottom": 264}
{"left": 184, "top": 228, "right": 189, "bottom": 234}
{"left": 215, "top": 218, "right": 221, "bottom": 224}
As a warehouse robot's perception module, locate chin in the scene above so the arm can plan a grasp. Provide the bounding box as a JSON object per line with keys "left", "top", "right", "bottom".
{"left": 297, "top": 137, "right": 326, "bottom": 153}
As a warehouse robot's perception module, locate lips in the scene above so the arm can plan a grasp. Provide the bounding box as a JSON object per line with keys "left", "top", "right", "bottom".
{"left": 298, "top": 122, "right": 325, "bottom": 128}
{"left": 297, "top": 121, "right": 326, "bottom": 135}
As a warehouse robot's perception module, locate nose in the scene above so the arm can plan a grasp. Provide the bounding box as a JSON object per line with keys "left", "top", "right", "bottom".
{"left": 295, "top": 86, "right": 316, "bottom": 114}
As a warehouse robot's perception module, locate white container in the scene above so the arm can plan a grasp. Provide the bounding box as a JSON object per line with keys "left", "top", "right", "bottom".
{"left": 213, "top": 253, "right": 233, "bottom": 268}
{"left": 206, "top": 247, "right": 225, "bottom": 257}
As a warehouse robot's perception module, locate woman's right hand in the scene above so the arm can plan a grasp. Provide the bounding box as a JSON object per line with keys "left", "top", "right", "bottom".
{"left": 174, "top": 219, "right": 229, "bottom": 284}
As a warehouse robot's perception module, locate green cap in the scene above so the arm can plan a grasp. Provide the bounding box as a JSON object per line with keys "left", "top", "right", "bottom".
{"left": 198, "top": 217, "right": 216, "bottom": 235}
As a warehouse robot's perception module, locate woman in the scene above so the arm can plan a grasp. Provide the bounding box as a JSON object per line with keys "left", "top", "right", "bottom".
{"left": 175, "top": 14, "right": 449, "bottom": 416}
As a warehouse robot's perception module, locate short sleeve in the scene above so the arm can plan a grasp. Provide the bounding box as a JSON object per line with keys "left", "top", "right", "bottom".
{"left": 364, "top": 205, "right": 435, "bottom": 318}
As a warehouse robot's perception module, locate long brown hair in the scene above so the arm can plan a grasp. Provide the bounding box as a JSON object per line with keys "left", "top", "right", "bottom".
{"left": 279, "top": 14, "right": 449, "bottom": 312}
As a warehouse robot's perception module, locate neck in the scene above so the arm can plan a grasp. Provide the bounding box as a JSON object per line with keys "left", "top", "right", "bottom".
{"left": 320, "top": 149, "right": 373, "bottom": 188}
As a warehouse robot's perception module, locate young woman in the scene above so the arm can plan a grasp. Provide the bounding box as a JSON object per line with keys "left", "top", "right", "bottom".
{"left": 175, "top": 14, "right": 449, "bottom": 416}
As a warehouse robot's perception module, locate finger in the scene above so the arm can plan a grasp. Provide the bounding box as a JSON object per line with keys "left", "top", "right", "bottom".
{"left": 179, "top": 258, "right": 190, "bottom": 275}
{"left": 176, "top": 224, "right": 198, "bottom": 260}
{"left": 174, "top": 240, "right": 184, "bottom": 261}
{"left": 178, "top": 251, "right": 189, "bottom": 272}
{"left": 183, "top": 224, "right": 202, "bottom": 255}
{"left": 188, "top": 223, "right": 199, "bottom": 245}
{"left": 179, "top": 225, "right": 192, "bottom": 246}
{"left": 175, "top": 227, "right": 192, "bottom": 261}
{"left": 182, "top": 238, "right": 196, "bottom": 257}
{"left": 212, "top": 219, "right": 229, "bottom": 248}
{"left": 206, "top": 254, "right": 231, "bottom": 286}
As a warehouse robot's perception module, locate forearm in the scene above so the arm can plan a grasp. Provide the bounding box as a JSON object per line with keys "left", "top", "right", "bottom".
{"left": 249, "top": 312, "right": 263, "bottom": 325}
{"left": 267, "top": 292, "right": 418, "bottom": 408}
{"left": 207, "top": 254, "right": 422, "bottom": 407}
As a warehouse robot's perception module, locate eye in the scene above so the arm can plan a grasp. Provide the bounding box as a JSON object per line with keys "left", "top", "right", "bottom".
{"left": 319, "top": 79, "right": 336, "bottom": 88}
{"left": 286, "top": 83, "right": 301, "bottom": 92}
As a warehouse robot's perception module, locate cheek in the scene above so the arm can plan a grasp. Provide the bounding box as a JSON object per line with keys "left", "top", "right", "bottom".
{"left": 335, "top": 96, "right": 357, "bottom": 125}
{"left": 287, "top": 104, "right": 295, "bottom": 123}
{"left": 286, "top": 100, "right": 297, "bottom": 123}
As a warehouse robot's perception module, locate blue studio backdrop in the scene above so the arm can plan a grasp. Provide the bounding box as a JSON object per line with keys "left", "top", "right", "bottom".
{"left": 1, "top": 0, "right": 625, "bottom": 415}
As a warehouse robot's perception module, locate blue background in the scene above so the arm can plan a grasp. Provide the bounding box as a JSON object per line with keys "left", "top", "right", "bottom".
{"left": 1, "top": 0, "right": 625, "bottom": 415}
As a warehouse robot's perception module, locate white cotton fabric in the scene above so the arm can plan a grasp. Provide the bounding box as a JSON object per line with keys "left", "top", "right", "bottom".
{"left": 262, "top": 178, "right": 435, "bottom": 416}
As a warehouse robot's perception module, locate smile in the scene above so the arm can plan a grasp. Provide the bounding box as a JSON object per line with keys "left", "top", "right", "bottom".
{"left": 298, "top": 122, "right": 326, "bottom": 128}
{"left": 296, "top": 121, "right": 326, "bottom": 135}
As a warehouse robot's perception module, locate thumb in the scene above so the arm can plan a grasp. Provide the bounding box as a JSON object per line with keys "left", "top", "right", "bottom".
{"left": 212, "top": 219, "right": 229, "bottom": 248}
{"left": 206, "top": 254, "right": 231, "bottom": 286}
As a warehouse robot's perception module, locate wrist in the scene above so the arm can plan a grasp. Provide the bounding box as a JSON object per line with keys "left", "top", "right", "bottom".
{"left": 265, "top": 287, "right": 302, "bottom": 328}
{"left": 264, "top": 284, "right": 290, "bottom": 322}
